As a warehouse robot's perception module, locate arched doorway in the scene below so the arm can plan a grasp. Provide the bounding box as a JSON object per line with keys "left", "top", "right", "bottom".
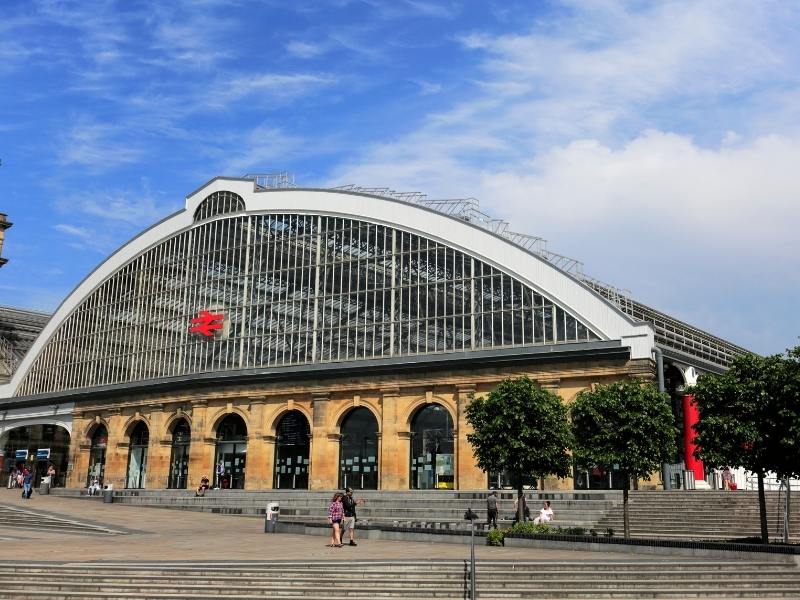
{"left": 215, "top": 414, "right": 247, "bottom": 489}
{"left": 126, "top": 422, "right": 149, "bottom": 489}
{"left": 339, "top": 408, "right": 379, "bottom": 490}
{"left": 168, "top": 420, "right": 191, "bottom": 489}
{"left": 410, "top": 404, "right": 454, "bottom": 490}
{"left": 274, "top": 411, "right": 310, "bottom": 489}
{"left": 87, "top": 425, "right": 108, "bottom": 487}
{"left": 2, "top": 424, "right": 70, "bottom": 488}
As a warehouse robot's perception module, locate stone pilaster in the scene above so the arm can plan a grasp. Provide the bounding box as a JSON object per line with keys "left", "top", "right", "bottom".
{"left": 145, "top": 404, "right": 169, "bottom": 488}
{"left": 309, "top": 392, "right": 335, "bottom": 489}
{"left": 187, "top": 400, "right": 214, "bottom": 488}
{"left": 379, "top": 387, "right": 407, "bottom": 489}
{"left": 455, "top": 384, "right": 484, "bottom": 490}
{"left": 245, "top": 397, "right": 269, "bottom": 489}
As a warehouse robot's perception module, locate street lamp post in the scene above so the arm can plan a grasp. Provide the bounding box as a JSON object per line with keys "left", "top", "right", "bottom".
{"left": 464, "top": 507, "right": 478, "bottom": 600}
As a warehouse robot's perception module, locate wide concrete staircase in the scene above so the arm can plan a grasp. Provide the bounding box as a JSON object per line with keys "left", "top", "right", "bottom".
{"left": 0, "top": 559, "right": 798, "bottom": 598}
{"left": 51, "top": 488, "right": 621, "bottom": 532}
{"left": 597, "top": 491, "right": 800, "bottom": 541}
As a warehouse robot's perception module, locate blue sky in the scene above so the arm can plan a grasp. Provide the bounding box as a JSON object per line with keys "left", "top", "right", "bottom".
{"left": 1, "top": 0, "right": 798, "bottom": 355}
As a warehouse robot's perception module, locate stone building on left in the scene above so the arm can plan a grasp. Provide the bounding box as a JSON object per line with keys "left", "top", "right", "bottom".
{"left": 0, "top": 305, "right": 66, "bottom": 485}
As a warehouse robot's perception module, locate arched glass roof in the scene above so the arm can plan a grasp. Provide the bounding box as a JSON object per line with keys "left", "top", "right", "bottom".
{"left": 16, "top": 209, "right": 600, "bottom": 396}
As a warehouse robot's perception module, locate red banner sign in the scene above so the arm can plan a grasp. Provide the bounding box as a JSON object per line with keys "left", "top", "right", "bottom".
{"left": 190, "top": 310, "right": 224, "bottom": 337}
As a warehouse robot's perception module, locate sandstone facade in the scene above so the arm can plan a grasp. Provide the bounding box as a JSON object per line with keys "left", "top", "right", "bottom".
{"left": 68, "top": 356, "right": 654, "bottom": 491}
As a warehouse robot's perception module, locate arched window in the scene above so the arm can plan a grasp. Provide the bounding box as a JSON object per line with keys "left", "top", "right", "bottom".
{"left": 168, "top": 420, "right": 191, "bottom": 489}
{"left": 274, "top": 411, "right": 310, "bottom": 489}
{"left": 193, "top": 191, "right": 245, "bottom": 222}
{"left": 410, "top": 404, "right": 454, "bottom": 490}
{"left": 339, "top": 408, "right": 379, "bottom": 490}
{"left": 87, "top": 425, "right": 108, "bottom": 487}
{"left": 126, "top": 422, "right": 149, "bottom": 489}
{"left": 215, "top": 414, "right": 247, "bottom": 489}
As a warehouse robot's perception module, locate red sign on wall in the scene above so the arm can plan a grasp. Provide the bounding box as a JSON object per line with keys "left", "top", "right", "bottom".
{"left": 190, "top": 310, "right": 224, "bottom": 337}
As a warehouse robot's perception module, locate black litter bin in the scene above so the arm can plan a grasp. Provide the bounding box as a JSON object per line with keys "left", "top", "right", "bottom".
{"left": 103, "top": 489, "right": 114, "bottom": 504}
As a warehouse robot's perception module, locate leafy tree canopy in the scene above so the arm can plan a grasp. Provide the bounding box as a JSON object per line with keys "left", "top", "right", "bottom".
{"left": 570, "top": 379, "right": 677, "bottom": 480}
{"left": 691, "top": 347, "right": 800, "bottom": 480}
{"left": 466, "top": 376, "right": 573, "bottom": 480}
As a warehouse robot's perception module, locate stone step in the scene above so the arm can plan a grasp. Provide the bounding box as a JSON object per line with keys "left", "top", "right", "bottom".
{"left": 0, "top": 561, "right": 797, "bottom": 599}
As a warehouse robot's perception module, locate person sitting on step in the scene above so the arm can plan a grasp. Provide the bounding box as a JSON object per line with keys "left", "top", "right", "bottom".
{"left": 533, "top": 500, "right": 554, "bottom": 525}
{"left": 195, "top": 476, "right": 210, "bottom": 497}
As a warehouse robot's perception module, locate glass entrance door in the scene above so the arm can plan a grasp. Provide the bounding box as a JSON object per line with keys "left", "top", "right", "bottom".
{"left": 126, "top": 422, "right": 149, "bottom": 489}
{"left": 87, "top": 426, "right": 108, "bottom": 487}
{"left": 168, "top": 420, "right": 191, "bottom": 489}
{"left": 339, "top": 408, "right": 379, "bottom": 490}
{"left": 215, "top": 414, "right": 247, "bottom": 489}
{"left": 410, "top": 404, "right": 454, "bottom": 490}
{"left": 274, "top": 411, "right": 310, "bottom": 489}
{"left": 168, "top": 444, "right": 190, "bottom": 489}
{"left": 215, "top": 442, "right": 246, "bottom": 489}
{"left": 127, "top": 445, "right": 148, "bottom": 488}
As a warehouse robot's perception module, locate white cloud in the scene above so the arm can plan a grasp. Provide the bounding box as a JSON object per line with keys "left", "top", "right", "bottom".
{"left": 414, "top": 80, "right": 442, "bottom": 95}
{"left": 59, "top": 122, "right": 142, "bottom": 169}
{"left": 486, "top": 131, "right": 800, "bottom": 262}
{"left": 55, "top": 190, "right": 170, "bottom": 227}
{"left": 53, "top": 223, "right": 111, "bottom": 253}
{"left": 286, "top": 41, "right": 325, "bottom": 59}
{"left": 202, "top": 73, "right": 336, "bottom": 109}
{"left": 218, "top": 126, "right": 306, "bottom": 174}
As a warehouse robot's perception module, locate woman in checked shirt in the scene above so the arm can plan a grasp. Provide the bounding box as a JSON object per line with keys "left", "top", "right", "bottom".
{"left": 327, "top": 492, "right": 344, "bottom": 547}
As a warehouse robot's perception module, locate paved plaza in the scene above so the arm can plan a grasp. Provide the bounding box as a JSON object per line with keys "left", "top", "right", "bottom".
{"left": 0, "top": 488, "right": 637, "bottom": 562}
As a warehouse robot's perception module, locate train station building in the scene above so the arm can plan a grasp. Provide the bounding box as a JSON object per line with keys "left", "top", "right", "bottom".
{"left": 0, "top": 175, "right": 748, "bottom": 492}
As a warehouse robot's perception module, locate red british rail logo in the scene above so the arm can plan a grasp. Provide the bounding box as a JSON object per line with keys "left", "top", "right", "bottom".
{"left": 190, "top": 310, "right": 224, "bottom": 337}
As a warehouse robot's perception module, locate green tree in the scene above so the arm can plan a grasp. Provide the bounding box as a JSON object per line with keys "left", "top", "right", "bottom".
{"left": 466, "top": 376, "right": 573, "bottom": 523}
{"left": 570, "top": 380, "right": 677, "bottom": 539}
{"left": 691, "top": 347, "right": 800, "bottom": 543}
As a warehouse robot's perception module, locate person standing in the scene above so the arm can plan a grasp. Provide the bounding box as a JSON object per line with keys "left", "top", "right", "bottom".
{"left": 327, "top": 492, "right": 344, "bottom": 547}
{"left": 486, "top": 491, "right": 499, "bottom": 529}
{"left": 341, "top": 487, "right": 364, "bottom": 546}
{"left": 22, "top": 470, "right": 33, "bottom": 499}
{"left": 215, "top": 461, "right": 225, "bottom": 488}
{"left": 47, "top": 464, "right": 57, "bottom": 488}
{"left": 722, "top": 467, "right": 733, "bottom": 490}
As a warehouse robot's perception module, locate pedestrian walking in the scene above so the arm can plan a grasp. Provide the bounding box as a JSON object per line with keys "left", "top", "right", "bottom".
{"left": 327, "top": 492, "right": 344, "bottom": 547}
{"left": 22, "top": 470, "right": 33, "bottom": 499}
{"left": 341, "top": 487, "right": 364, "bottom": 546}
{"left": 722, "top": 467, "right": 733, "bottom": 490}
{"left": 486, "top": 491, "right": 499, "bottom": 529}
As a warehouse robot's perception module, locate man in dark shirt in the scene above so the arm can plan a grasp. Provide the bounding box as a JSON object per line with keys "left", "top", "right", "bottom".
{"left": 486, "top": 491, "right": 499, "bottom": 529}
{"left": 341, "top": 487, "right": 363, "bottom": 546}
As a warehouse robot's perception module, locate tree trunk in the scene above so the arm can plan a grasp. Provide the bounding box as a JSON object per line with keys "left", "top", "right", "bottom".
{"left": 623, "top": 481, "right": 630, "bottom": 539}
{"left": 758, "top": 471, "right": 769, "bottom": 543}
{"left": 786, "top": 477, "right": 792, "bottom": 543}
